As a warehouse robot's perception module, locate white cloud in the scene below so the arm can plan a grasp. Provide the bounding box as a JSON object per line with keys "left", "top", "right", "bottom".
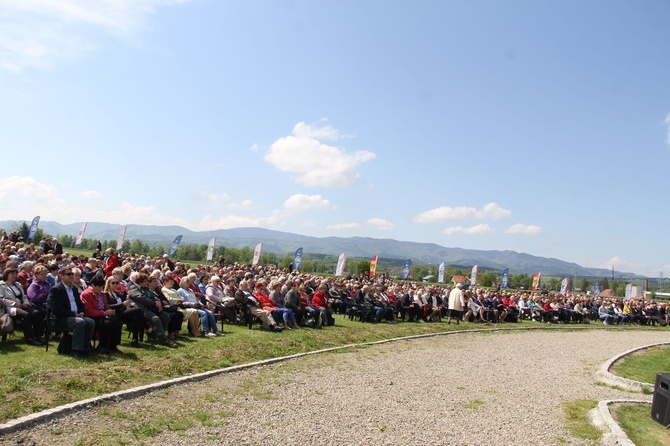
{"left": 414, "top": 202, "right": 511, "bottom": 223}
{"left": 292, "top": 120, "right": 343, "bottom": 141}
{"left": 327, "top": 222, "right": 360, "bottom": 230}
{"left": 475, "top": 202, "right": 512, "bottom": 220}
{"left": 80, "top": 190, "right": 101, "bottom": 199}
{"left": 197, "top": 211, "right": 282, "bottom": 231}
{"left": 265, "top": 122, "right": 376, "bottom": 188}
{"left": 442, "top": 224, "right": 494, "bottom": 235}
{"left": 367, "top": 218, "right": 394, "bottom": 231}
{"left": 505, "top": 223, "right": 541, "bottom": 235}
{"left": 228, "top": 199, "right": 253, "bottom": 210}
{"left": 414, "top": 206, "right": 476, "bottom": 223}
{"left": 0, "top": 0, "right": 192, "bottom": 71}
{"left": 283, "top": 194, "right": 333, "bottom": 212}
{"left": 0, "top": 175, "right": 190, "bottom": 226}
{"left": 664, "top": 114, "right": 670, "bottom": 146}
{"left": 192, "top": 192, "right": 230, "bottom": 204}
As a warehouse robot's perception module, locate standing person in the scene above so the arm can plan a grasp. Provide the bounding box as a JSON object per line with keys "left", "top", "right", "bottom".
{"left": 447, "top": 283, "right": 466, "bottom": 325}
{"left": 103, "top": 248, "right": 119, "bottom": 277}
{"left": 47, "top": 266, "right": 96, "bottom": 357}
{"left": 52, "top": 238, "right": 63, "bottom": 255}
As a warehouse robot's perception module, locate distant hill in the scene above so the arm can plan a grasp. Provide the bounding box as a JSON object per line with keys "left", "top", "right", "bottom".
{"left": 0, "top": 220, "right": 643, "bottom": 278}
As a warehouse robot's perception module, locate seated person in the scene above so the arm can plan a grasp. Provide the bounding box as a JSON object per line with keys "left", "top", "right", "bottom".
{"left": 162, "top": 275, "right": 200, "bottom": 337}
{"left": 178, "top": 275, "right": 221, "bottom": 337}
{"left": 80, "top": 274, "right": 123, "bottom": 353}
{"left": 1, "top": 267, "right": 45, "bottom": 346}
{"left": 254, "top": 281, "right": 298, "bottom": 329}
{"left": 150, "top": 274, "right": 184, "bottom": 339}
{"left": 128, "top": 273, "right": 177, "bottom": 347}
{"left": 47, "top": 266, "right": 96, "bottom": 357}
{"left": 205, "top": 275, "right": 236, "bottom": 327}
{"left": 104, "top": 275, "right": 144, "bottom": 346}
{"left": 311, "top": 283, "right": 334, "bottom": 326}
{"left": 233, "top": 280, "right": 283, "bottom": 332}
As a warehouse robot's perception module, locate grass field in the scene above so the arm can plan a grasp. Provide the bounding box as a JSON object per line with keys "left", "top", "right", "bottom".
{"left": 610, "top": 345, "right": 670, "bottom": 384}
{"left": 0, "top": 317, "right": 664, "bottom": 433}
{"left": 612, "top": 402, "right": 670, "bottom": 446}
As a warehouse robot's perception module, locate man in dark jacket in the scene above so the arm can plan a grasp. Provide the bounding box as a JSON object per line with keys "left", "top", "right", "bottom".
{"left": 47, "top": 266, "right": 95, "bottom": 358}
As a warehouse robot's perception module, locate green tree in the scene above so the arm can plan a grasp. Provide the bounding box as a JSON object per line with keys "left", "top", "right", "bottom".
{"left": 355, "top": 259, "right": 371, "bottom": 276}
{"left": 478, "top": 272, "right": 497, "bottom": 287}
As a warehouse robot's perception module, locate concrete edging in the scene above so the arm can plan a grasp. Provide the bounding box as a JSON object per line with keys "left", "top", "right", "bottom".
{"left": 589, "top": 399, "right": 649, "bottom": 446}
{"left": 595, "top": 342, "right": 670, "bottom": 392}
{"left": 0, "top": 325, "right": 592, "bottom": 435}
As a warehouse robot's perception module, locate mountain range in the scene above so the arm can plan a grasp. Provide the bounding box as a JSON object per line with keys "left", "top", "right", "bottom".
{"left": 0, "top": 220, "right": 643, "bottom": 279}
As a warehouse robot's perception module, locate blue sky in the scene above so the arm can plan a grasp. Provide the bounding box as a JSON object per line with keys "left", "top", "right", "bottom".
{"left": 1, "top": 0, "right": 669, "bottom": 277}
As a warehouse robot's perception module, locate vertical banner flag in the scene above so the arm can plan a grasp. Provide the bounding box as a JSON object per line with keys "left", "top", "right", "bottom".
{"left": 625, "top": 283, "right": 632, "bottom": 300}
{"left": 560, "top": 278, "right": 569, "bottom": 296}
{"left": 336, "top": 252, "right": 347, "bottom": 276}
{"left": 402, "top": 259, "right": 412, "bottom": 280}
{"left": 438, "top": 262, "right": 445, "bottom": 283}
{"left": 293, "top": 247, "right": 303, "bottom": 271}
{"left": 116, "top": 226, "right": 127, "bottom": 250}
{"left": 169, "top": 235, "right": 183, "bottom": 257}
{"left": 27, "top": 216, "right": 40, "bottom": 240}
{"left": 594, "top": 282, "right": 601, "bottom": 298}
{"left": 531, "top": 272, "right": 541, "bottom": 291}
{"left": 252, "top": 243, "right": 263, "bottom": 266}
{"left": 501, "top": 268, "right": 509, "bottom": 289}
{"left": 369, "top": 256, "right": 378, "bottom": 278}
{"left": 75, "top": 222, "right": 88, "bottom": 246}
{"left": 206, "top": 237, "right": 217, "bottom": 261}
{"left": 470, "top": 265, "right": 479, "bottom": 286}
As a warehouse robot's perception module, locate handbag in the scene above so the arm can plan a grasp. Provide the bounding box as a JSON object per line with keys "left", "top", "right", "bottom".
{"left": 0, "top": 313, "right": 14, "bottom": 335}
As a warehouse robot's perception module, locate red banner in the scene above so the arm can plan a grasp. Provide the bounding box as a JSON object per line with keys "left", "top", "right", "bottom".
{"left": 369, "top": 256, "right": 378, "bottom": 278}
{"left": 531, "top": 272, "right": 541, "bottom": 291}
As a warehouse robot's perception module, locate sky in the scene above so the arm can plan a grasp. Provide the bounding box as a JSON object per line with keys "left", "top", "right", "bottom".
{"left": 1, "top": 0, "right": 669, "bottom": 277}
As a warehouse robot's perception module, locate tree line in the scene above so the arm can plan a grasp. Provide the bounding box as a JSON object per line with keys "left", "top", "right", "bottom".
{"left": 4, "top": 222, "right": 642, "bottom": 295}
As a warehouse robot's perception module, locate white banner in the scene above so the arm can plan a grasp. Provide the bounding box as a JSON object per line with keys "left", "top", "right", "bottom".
{"left": 252, "top": 242, "right": 263, "bottom": 266}
{"left": 206, "top": 237, "right": 217, "bottom": 261}
{"left": 75, "top": 222, "right": 87, "bottom": 246}
{"left": 470, "top": 265, "right": 478, "bottom": 286}
{"left": 116, "top": 226, "right": 127, "bottom": 250}
{"left": 438, "top": 262, "right": 445, "bottom": 283}
{"left": 335, "top": 252, "right": 347, "bottom": 276}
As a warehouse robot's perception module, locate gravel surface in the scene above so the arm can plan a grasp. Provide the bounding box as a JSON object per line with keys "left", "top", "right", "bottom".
{"left": 2, "top": 329, "right": 669, "bottom": 446}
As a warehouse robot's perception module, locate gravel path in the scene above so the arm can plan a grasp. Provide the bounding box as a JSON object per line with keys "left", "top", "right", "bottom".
{"left": 2, "top": 329, "right": 669, "bottom": 446}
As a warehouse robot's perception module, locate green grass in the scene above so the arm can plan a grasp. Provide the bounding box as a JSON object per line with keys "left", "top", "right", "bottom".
{"left": 562, "top": 399, "right": 601, "bottom": 443}
{"left": 0, "top": 319, "right": 661, "bottom": 424}
{"left": 609, "top": 345, "right": 670, "bottom": 384}
{"left": 463, "top": 399, "right": 485, "bottom": 409}
{"left": 612, "top": 403, "right": 670, "bottom": 446}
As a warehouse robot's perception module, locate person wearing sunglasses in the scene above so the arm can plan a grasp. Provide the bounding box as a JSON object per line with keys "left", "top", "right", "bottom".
{"left": 47, "top": 267, "right": 96, "bottom": 358}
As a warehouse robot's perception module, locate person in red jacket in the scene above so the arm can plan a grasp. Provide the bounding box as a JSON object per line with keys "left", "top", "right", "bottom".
{"left": 103, "top": 248, "right": 119, "bottom": 277}
{"left": 80, "top": 274, "right": 123, "bottom": 353}
{"left": 311, "top": 283, "right": 333, "bottom": 326}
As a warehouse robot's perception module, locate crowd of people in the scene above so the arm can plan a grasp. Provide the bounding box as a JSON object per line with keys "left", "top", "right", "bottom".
{"left": 0, "top": 235, "right": 668, "bottom": 358}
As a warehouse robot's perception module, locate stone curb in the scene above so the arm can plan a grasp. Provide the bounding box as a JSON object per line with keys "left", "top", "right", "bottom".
{"left": 595, "top": 342, "right": 670, "bottom": 392}
{"left": 0, "top": 325, "right": 589, "bottom": 435}
{"left": 589, "top": 399, "right": 649, "bottom": 446}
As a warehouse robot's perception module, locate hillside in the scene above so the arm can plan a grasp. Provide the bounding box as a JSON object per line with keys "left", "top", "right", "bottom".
{"left": 0, "top": 220, "right": 643, "bottom": 278}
